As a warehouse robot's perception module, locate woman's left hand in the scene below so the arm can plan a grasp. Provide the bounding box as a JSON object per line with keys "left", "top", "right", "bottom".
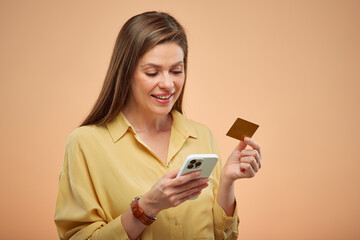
{"left": 222, "top": 137, "right": 262, "bottom": 182}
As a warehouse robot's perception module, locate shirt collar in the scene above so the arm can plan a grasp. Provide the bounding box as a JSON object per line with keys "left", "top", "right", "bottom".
{"left": 105, "top": 110, "right": 198, "bottom": 143}
{"left": 171, "top": 110, "right": 198, "bottom": 139}
{"left": 105, "top": 112, "right": 135, "bottom": 142}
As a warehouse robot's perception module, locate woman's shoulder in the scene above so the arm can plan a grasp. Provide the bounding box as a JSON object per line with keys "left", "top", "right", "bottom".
{"left": 65, "top": 124, "right": 107, "bottom": 148}
{"left": 185, "top": 117, "right": 211, "bottom": 132}
{"left": 172, "top": 111, "right": 213, "bottom": 137}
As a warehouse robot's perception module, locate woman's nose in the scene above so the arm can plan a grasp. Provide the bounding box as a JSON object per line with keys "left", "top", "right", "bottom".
{"left": 158, "top": 73, "right": 174, "bottom": 89}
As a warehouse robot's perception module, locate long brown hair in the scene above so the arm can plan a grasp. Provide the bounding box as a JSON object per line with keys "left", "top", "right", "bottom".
{"left": 80, "top": 11, "right": 188, "bottom": 126}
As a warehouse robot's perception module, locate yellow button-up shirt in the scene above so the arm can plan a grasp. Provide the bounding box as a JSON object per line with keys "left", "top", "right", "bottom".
{"left": 55, "top": 110, "right": 239, "bottom": 240}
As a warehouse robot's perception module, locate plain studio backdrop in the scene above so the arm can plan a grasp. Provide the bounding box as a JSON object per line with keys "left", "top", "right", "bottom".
{"left": 1, "top": 0, "right": 359, "bottom": 239}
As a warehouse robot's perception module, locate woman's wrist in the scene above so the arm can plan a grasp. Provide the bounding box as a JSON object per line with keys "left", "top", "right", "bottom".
{"left": 217, "top": 169, "right": 236, "bottom": 216}
{"left": 219, "top": 173, "right": 235, "bottom": 193}
{"left": 220, "top": 165, "right": 236, "bottom": 185}
{"left": 138, "top": 195, "right": 161, "bottom": 217}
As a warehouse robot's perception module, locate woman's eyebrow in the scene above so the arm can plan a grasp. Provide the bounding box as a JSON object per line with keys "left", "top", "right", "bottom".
{"left": 171, "top": 61, "right": 184, "bottom": 68}
{"left": 140, "top": 61, "right": 184, "bottom": 69}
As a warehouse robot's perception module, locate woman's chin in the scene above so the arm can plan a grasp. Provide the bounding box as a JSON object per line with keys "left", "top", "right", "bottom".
{"left": 151, "top": 106, "right": 174, "bottom": 116}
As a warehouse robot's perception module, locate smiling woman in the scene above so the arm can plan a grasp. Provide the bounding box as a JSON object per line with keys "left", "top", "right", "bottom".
{"left": 79, "top": 11, "right": 188, "bottom": 127}
{"left": 123, "top": 43, "right": 185, "bottom": 119}
{"left": 54, "top": 11, "right": 261, "bottom": 240}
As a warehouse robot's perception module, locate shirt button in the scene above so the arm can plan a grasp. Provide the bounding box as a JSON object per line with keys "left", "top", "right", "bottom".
{"left": 167, "top": 164, "right": 170, "bottom": 168}
{"left": 174, "top": 220, "right": 178, "bottom": 225}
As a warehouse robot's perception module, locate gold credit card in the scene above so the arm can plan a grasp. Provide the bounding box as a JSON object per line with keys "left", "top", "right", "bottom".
{"left": 226, "top": 118, "right": 259, "bottom": 141}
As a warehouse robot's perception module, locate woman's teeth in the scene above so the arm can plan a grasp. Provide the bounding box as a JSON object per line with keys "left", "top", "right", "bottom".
{"left": 152, "top": 94, "right": 171, "bottom": 100}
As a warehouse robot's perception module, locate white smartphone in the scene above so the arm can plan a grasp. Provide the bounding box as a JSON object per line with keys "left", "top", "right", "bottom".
{"left": 176, "top": 154, "right": 219, "bottom": 200}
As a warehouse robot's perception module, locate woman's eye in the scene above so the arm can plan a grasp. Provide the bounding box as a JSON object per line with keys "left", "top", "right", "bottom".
{"left": 146, "top": 72, "right": 158, "bottom": 77}
{"left": 172, "top": 71, "right": 183, "bottom": 75}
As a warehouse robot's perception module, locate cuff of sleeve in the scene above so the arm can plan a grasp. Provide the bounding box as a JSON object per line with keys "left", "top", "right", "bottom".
{"left": 89, "top": 216, "right": 129, "bottom": 240}
{"left": 213, "top": 199, "right": 239, "bottom": 238}
{"left": 68, "top": 216, "right": 128, "bottom": 240}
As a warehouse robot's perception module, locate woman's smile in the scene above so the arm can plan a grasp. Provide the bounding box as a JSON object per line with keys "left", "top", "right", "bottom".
{"left": 151, "top": 93, "right": 174, "bottom": 104}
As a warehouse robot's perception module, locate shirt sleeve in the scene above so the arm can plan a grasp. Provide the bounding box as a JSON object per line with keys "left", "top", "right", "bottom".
{"left": 209, "top": 130, "right": 240, "bottom": 240}
{"left": 213, "top": 197, "right": 239, "bottom": 240}
{"left": 54, "top": 132, "right": 130, "bottom": 240}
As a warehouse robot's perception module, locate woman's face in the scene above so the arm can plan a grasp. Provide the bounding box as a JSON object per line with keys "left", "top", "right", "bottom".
{"left": 127, "top": 42, "right": 185, "bottom": 117}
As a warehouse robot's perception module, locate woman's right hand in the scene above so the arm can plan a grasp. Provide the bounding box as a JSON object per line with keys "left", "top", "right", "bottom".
{"left": 139, "top": 169, "right": 209, "bottom": 217}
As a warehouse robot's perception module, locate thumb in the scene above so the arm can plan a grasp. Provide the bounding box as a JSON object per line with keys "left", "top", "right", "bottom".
{"left": 166, "top": 169, "right": 180, "bottom": 179}
{"left": 228, "top": 141, "right": 247, "bottom": 162}
{"left": 235, "top": 141, "right": 247, "bottom": 152}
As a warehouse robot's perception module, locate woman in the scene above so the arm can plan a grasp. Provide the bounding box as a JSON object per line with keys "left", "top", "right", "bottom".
{"left": 55, "top": 11, "right": 261, "bottom": 240}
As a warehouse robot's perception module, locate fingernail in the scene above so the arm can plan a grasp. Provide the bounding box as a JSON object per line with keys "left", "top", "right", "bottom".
{"left": 244, "top": 137, "right": 250, "bottom": 141}
{"left": 203, "top": 178, "right": 208, "bottom": 183}
{"left": 196, "top": 171, "right": 201, "bottom": 176}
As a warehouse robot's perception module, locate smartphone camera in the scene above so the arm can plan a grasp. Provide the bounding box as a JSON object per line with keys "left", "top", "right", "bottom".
{"left": 187, "top": 159, "right": 203, "bottom": 169}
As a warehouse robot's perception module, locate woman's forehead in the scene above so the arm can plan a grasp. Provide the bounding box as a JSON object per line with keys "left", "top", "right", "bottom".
{"left": 138, "top": 43, "right": 184, "bottom": 68}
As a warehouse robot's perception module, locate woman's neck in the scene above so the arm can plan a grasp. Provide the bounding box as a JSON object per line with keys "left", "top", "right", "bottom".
{"left": 122, "top": 108, "right": 172, "bottom": 133}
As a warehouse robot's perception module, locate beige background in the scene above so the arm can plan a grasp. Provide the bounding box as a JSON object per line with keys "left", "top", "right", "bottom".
{"left": 1, "top": 0, "right": 359, "bottom": 239}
